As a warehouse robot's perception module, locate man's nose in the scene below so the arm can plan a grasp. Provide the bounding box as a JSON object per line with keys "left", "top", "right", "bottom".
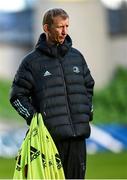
{"left": 62, "top": 27, "right": 68, "bottom": 35}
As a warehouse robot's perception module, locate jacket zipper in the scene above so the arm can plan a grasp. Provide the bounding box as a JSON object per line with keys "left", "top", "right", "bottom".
{"left": 58, "top": 58, "right": 76, "bottom": 137}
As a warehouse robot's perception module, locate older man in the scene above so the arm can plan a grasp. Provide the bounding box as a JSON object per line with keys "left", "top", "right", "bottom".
{"left": 10, "top": 8, "right": 95, "bottom": 179}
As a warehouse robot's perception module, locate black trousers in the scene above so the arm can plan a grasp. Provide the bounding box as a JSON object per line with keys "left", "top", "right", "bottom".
{"left": 55, "top": 137, "right": 86, "bottom": 179}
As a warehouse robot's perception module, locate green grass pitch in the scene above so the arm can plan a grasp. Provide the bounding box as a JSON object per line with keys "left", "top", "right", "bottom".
{"left": 0, "top": 152, "right": 127, "bottom": 179}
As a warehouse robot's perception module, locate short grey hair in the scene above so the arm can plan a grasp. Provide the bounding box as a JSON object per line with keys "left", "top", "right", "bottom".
{"left": 42, "top": 8, "right": 69, "bottom": 27}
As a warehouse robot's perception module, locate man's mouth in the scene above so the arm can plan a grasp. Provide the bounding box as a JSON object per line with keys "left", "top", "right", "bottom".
{"left": 60, "top": 35, "right": 66, "bottom": 39}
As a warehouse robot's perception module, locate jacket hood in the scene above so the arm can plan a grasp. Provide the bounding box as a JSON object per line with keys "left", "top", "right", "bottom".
{"left": 35, "top": 33, "right": 72, "bottom": 57}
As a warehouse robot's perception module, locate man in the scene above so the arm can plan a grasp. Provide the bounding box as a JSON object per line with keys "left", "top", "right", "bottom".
{"left": 10, "top": 8, "right": 94, "bottom": 179}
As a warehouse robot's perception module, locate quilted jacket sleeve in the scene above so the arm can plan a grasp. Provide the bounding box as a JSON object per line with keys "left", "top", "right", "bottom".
{"left": 10, "top": 57, "right": 36, "bottom": 125}
{"left": 82, "top": 56, "right": 95, "bottom": 121}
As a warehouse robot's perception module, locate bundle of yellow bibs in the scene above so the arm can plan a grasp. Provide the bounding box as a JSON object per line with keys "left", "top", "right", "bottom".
{"left": 13, "top": 113, "right": 65, "bottom": 179}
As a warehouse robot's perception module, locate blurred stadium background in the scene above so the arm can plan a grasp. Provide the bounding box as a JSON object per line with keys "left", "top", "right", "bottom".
{"left": 0, "top": 0, "right": 127, "bottom": 179}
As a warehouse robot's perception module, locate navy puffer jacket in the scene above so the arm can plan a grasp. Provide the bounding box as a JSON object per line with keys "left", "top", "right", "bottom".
{"left": 10, "top": 33, "right": 95, "bottom": 140}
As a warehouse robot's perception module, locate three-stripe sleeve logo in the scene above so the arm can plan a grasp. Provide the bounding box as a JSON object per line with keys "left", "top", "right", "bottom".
{"left": 13, "top": 99, "right": 30, "bottom": 118}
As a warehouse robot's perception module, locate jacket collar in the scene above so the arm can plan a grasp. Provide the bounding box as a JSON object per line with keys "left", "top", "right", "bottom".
{"left": 35, "top": 33, "right": 72, "bottom": 57}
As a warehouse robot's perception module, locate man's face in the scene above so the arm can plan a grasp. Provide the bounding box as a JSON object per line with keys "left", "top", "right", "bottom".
{"left": 47, "top": 16, "right": 69, "bottom": 44}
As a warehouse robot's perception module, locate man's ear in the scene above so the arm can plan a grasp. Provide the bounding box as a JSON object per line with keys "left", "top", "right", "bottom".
{"left": 43, "top": 24, "right": 49, "bottom": 33}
